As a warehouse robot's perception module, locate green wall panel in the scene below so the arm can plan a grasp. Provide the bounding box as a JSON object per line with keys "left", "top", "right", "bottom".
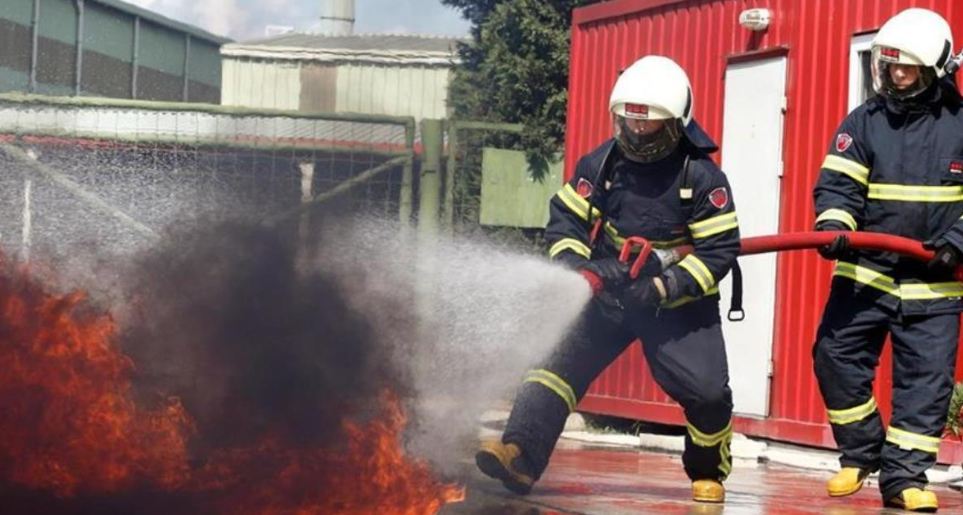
{"left": 38, "top": 0, "right": 77, "bottom": 45}
{"left": 0, "top": 18, "right": 33, "bottom": 73}
{"left": 83, "top": 2, "right": 134, "bottom": 61}
{"left": 480, "top": 148, "right": 563, "bottom": 228}
{"left": 0, "top": 0, "right": 35, "bottom": 26}
{"left": 139, "top": 21, "right": 185, "bottom": 76}
{"left": 36, "top": 81, "right": 73, "bottom": 96}
{"left": 188, "top": 41, "right": 221, "bottom": 87}
{"left": 0, "top": 67, "right": 30, "bottom": 92}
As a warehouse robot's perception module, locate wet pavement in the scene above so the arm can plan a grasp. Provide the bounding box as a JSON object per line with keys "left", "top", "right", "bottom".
{"left": 442, "top": 442, "right": 963, "bottom": 515}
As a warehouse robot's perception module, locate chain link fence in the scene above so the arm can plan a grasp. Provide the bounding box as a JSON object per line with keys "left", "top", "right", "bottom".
{"left": 443, "top": 120, "right": 560, "bottom": 255}
{"left": 0, "top": 93, "right": 415, "bottom": 263}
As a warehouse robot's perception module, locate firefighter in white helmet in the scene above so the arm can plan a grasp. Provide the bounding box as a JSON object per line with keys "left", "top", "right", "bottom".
{"left": 812, "top": 8, "right": 963, "bottom": 511}
{"left": 476, "top": 56, "right": 741, "bottom": 503}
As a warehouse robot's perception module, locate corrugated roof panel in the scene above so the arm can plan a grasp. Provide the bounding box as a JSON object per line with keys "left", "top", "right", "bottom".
{"left": 230, "top": 33, "right": 466, "bottom": 54}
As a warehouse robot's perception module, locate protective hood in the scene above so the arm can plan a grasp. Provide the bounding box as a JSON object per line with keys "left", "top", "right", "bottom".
{"left": 683, "top": 119, "right": 719, "bottom": 153}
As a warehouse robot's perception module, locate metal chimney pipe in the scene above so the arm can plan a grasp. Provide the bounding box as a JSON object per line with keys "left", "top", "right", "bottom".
{"left": 319, "top": 0, "right": 355, "bottom": 35}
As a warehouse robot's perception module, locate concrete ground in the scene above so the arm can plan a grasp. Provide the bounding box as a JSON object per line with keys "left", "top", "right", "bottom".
{"left": 444, "top": 442, "right": 963, "bottom": 515}
{"left": 441, "top": 413, "right": 963, "bottom": 515}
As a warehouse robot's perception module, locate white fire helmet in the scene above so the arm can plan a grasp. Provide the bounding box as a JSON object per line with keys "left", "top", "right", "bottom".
{"left": 871, "top": 8, "right": 954, "bottom": 99}
{"left": 608, "top": 56, "right": 694, "bottom": 163}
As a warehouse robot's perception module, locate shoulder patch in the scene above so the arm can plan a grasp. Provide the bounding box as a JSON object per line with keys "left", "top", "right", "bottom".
{"left": 576, "top": 178, "right": 594, "bottom": 198}
{"left": 836, "top": 133, "right": 853, "bottom": 153}
{"left": 708, "top": 187, "right": 729, "bottom": 210}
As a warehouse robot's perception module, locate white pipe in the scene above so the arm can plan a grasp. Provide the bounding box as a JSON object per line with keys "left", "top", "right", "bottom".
{"left": 318, "top": 0, "right": 355, "bottom": 36}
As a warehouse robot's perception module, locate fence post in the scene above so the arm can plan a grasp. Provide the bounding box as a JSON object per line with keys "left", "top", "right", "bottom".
{"left": 399, "top": 119, "right": 416, "bottom": 225}
{"left": 443, "top": 121, "right": 457, "bottom": 235}
{"left": 414, "top": 119, "right": 443, "bottom": 326}
{"left": 418, "top": 119, "right": 443, "bottom": 241}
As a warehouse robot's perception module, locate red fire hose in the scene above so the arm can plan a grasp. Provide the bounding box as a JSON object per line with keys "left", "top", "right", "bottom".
{"left": 582, "top": 231, "right": 962, "bottom": 297}
{"left": 740, "top": 231, "right": 934, "bottom": 262}
{"left": 741, "top": 231, "right": 963, "bottom": 282}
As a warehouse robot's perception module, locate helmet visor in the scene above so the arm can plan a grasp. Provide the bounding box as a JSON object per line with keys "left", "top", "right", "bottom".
{"left": 871, "top": 46, "right": 935, "bottom": 99}
{"left": 614, "top": 115, "right": 682, "bottom": 164}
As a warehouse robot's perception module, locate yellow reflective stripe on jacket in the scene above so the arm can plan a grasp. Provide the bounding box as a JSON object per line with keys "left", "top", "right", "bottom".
{"left": 827, "top": 397, "right": 877, "bottom": 425}
{"left": 549, "top": 238, "right": 592, "bottom": 259}
{"left": 687, "top": 419, "right": 733, "bottom": 447}
{"left": 524, "top": 369, "right": 577, "bottom": 413}
{"left": 815, "top": 208, "right": 858, "bottom": 231}
{"left": 557, "top": 183, "right": 602, "bottom": 221}
{"left": 823, "top": 155, "right": 870, "bottom": 186}
{"left": 868, "top": 183, "right": 963, "bottom": 202}
{"left": 679, "top": 255, "right": 715, "bottom": 293}
{"left": 886, "top": 426, "right": 941, "bottom": 454}
{"left": 688, "top": 212, "right": 739, "bottom": 239}
{"left": 661, "top": 285, "right": 720, "bottom": 309}
{"left": 833, "top": 262, "right": 899, "bottom": 296}
{"left": 603, "top": 222, "right": 627, "bottom": 248}
{"left": 901, "top": 282, "right": 963, "bottom": 300}
{"left": 603, "top": 222, "right": 689, "bottom": 249}
{"left": 834, "top": 263, "right": 963, "bottom": 300}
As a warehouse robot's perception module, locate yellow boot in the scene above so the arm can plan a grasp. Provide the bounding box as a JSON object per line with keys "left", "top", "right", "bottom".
{"left": 884, "top": 488, "right": 938, "bottom": 512}
{"left": 475, "top": 441, "right": 535, "bottom": 495}
{"left": 692, "top": 479, "right": 725, "bottom": 503}
{"left": 827, "top": 467, "right": 872, "bottom": 497}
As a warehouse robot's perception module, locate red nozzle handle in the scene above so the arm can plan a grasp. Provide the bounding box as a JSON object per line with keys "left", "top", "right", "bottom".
{"left": 580, "top": 269, "right": 604, "bottom": 296}
{"left": 619, "top": 236, "right": 653, "bottom": 280}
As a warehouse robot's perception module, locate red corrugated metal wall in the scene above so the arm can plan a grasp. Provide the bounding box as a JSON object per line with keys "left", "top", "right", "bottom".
{"left": 568, "top": 0, "right": 963, "bottom": 460}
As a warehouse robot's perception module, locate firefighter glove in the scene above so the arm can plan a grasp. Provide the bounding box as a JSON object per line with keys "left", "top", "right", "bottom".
{"left": 817, "top": 234, "right": 851, "bottom": 261}
{"left": 582, "top": 258, "right": 630, "bottom": 291}
{"left": 622, "top": 277, "right": 667, "bottom": 311}
{"left": 924, "top": 241, "right": 963, "bottom": 274}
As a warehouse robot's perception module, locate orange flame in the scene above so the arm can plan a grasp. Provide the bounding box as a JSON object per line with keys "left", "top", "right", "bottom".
{"left": 193, "top": 391, "right": 465, "bottom": 515}
{"left": 0, "top": 253, "right": 464, "bottom": 514}
{"left": 0, "top": 258, "right": 193, "bottom": 496}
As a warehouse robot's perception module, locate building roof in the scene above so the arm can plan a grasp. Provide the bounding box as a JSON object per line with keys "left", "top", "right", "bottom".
{"left": 222, "top": 33, "right": 467, "bottom": 66}
{"left": 93, "top": 0, "right": 232, "bottom": 45}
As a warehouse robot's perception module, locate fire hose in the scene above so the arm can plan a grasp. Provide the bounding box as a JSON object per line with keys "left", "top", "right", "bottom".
{"left": 581, "top": 231, "right": 963, "bottom": 299}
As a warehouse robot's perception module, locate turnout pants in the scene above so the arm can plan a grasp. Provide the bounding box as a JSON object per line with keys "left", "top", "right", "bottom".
{"left": 502, "top": 297, "right": 734, "bottom": 482}
{"left": 813, "top": 287, "right": 959, "bottom": 501}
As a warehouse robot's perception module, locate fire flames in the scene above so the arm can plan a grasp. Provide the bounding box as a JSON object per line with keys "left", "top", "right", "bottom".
{"left": 0, "top": 253, "right": 464, "bottom": 514}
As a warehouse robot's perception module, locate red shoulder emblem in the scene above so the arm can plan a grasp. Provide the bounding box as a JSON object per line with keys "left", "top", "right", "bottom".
{"left": 836, "top": 133, "right": 853, "bottom": 153}
{"left": 708, "top": 187, "right": 729, "bottom": 210}
{"left": 576, "top": 178, "right": 594, "bottom": 198}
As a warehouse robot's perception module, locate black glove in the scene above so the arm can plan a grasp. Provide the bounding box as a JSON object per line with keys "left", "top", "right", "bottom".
{"left": 924, "top": 239, "right": 963, "bottom": 274}
{"left": 622, "top": 277, "right": 666, "bottom": 312}
{"left": 818, "top": 234, "right": 851, "bottom": 260}
{"left": 582, "top": 258, "right": 630, "bottom": 291}
{"left": 815, "top": 221, "right": 852, "bottom": 261}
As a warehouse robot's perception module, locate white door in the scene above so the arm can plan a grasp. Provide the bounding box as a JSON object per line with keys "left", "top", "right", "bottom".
{"left": 718, "top": 57, "right": 787, "bottom": 417}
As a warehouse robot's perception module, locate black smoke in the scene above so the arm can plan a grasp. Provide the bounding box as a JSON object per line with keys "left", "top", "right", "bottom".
{"left": 121, "top": 214, "right": 414, "bottom": 451}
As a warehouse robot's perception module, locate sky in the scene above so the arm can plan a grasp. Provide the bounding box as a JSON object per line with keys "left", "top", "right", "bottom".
{"left": 126, "top": 0, "right": 472, "bottom": 41}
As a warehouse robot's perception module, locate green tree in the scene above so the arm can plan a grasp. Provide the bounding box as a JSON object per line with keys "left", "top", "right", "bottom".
{"left": 444, "top": 0, "right": 600, "bottom": 171}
